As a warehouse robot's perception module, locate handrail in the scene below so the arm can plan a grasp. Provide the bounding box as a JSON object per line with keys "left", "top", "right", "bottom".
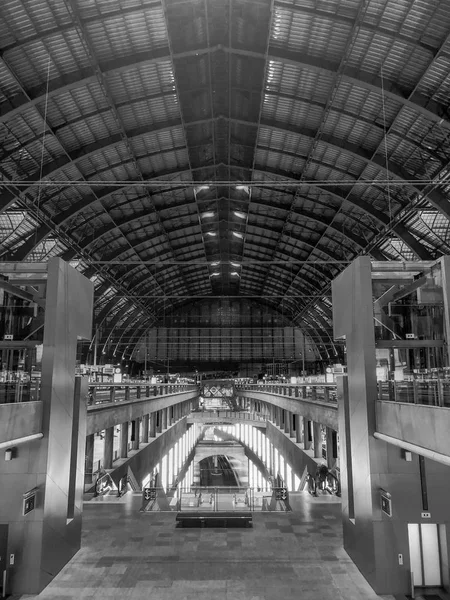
{"left": 189, "top": 410, "right": 267, "bottom": 422}
{"left": 238, "top": 380, "right": 450, "bottom": 409}
{"left": 0, "top": 379, "right": 199, "bottom": 406}
{"left": 235, "top": 383, "right": 337, "bottom": 404}
{"left": 88, "top": 383, "right": 199, "bottom": 407}
{"left": 377, "top": 380, "right": 450, "bottom": 408}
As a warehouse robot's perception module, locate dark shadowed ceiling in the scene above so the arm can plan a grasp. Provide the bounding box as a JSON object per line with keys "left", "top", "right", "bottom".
{"left": 1, "top": 0, "right": 450, "bottom": 360}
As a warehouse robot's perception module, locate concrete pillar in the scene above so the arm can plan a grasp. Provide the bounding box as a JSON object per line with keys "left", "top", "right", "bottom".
{"left": 295, "top": 415, "right": 302, "bottom": 443}
{"left": 162, "top": 407, "right": 168, "bottom": 429}
{"left": 284, "top": 410, "right": 291, "bottom": 436}
{"left": 120, "top": 421, "right": 128, "bottom": 458}
{"left": 142, "top": 414, "right": 149, "bottom": 443}
{"left": 103, "top": 426, "right": 114, "bottom": 469}
{"left": 303, "top": 418, "right": 311, "bottom": 451}
{"left": 326, "top": 427, "right": 336, "bottom": 469}
{"left": 290, "top": 412, "right": 296, "bottom": 438}
{"left": 149, "top": 412, "right": 156, "bottom": 437}
{"left": 275, "top": 407, "right": 280, "bottom": 427}
{"left": 85, "top": 433, "right": 94, "bottom": 484}
{"left": 313, "top": 421, "right": 322, "bottom": 458}
{"left": 131, "top": 419, "right": 140, "bottom": 450}
{"left": 270, "top": 444, "right": 275, "bottom": 475}
{"left": 157, "top": 410, "right": 162, "bottom": 433}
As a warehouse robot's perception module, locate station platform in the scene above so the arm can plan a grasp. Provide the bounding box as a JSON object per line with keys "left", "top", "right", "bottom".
{"left": 12, "top": 493, "right": 396, "bottom": 600}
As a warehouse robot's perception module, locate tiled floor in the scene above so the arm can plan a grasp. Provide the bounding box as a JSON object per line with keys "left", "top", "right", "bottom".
{"left": 18, "top": 492, "right": 395, "bottom": 600}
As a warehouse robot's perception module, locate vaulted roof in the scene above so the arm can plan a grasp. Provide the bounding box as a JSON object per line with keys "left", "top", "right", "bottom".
{"left": 1, "top": 0, "right": 450, "bottom": 360}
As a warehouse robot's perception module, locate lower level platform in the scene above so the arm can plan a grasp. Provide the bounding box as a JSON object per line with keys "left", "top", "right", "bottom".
{"left": 11, "top": 492, "right": 398, "bottom": 600}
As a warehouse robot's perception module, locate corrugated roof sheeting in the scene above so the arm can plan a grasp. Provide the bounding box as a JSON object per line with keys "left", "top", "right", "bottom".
{"left": 1, "top": 0, "right": 450, "bottom": 354}
{"left": 84, "top": 7, "right": 167, "bottom": 60}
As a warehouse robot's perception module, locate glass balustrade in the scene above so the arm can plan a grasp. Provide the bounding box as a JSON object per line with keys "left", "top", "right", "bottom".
{"left": 374, "top": 302, "right": 444, "bottom": 342}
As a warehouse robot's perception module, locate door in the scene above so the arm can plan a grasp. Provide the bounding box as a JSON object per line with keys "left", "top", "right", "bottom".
{"left": 408, "top": 523, "right": 443, "bottom": 587}
{"left": 0, "top": 525, "right": 8, "bottom": 598}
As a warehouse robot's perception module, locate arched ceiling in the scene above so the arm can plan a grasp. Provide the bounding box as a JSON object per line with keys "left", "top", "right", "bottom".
{"left": 1, "top": 0, "right": 450, "bottom": 360}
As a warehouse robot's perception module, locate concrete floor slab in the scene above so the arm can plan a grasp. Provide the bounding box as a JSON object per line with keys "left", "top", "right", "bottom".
{"left": 15, "top": 493, "right": 395, "bottom": 600}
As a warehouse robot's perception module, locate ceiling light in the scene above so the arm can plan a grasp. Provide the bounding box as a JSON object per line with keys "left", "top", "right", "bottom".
{"left": 211, "top": 261, "right": 221, "bottom": 266}
{"left": 195, "top": 185, "right": 210, "bottom": 193}
{"left": 235, "top": 185, "right": 250, "bottom": 194}
{"left": 210, "top": 272, "right": 220, "bottom": 277}
{"left": 233, "top": 211, "right": 246, "bottom": 219}
{"left": 201, "top": 211, "right": 214, "bottom": 218}
{"left": 231, "top": 272, "right": 240, "bottom": 277}
{"left": 230, "top": 262, "right": 240, "bottom": 267}
{"left": 232, "top": 231, "right": 244, "bottom": 239}
{"left": 206, "top": 231, "right": 217, "bottom": 237}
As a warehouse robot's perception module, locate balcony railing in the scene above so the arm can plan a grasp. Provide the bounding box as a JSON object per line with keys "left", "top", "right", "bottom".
{"left": 377, "top": 380, "right": 450, "bottom": 408}
{"left": 235, "top": 383, "right": 337, "bottom": 403}
{"left": 88, "top": 383, "right": 199, "bottom": 406}
{"left": 189, "top": 410, "right": 267, "bottom": 422}
{"left": 0, "top": 377, "right": 198, "bottom": 406}
{"left": 238, "top": 380, "right": 450, "bottom": 409}
{"left": 0, "top": 379, "right": 40, "bottom": 404}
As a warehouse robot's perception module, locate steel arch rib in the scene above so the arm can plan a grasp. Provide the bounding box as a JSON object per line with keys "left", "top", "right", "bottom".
{"left": 1, "top": 44, "right": 449, "bottom": 132}
{"left": 2, "top": 117, "right": 449, "bottom": 218}
{"left": 5, "top": 169, "right": 432, "bottom": 265}
{"left": 67, "top": 199, "right": 370, "bottom": 254}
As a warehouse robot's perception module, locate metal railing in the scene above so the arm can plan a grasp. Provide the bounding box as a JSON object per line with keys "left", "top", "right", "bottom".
{"left": 377, "top": 380, "right": 450, "bottom": 408}
{"left": 0, "top": 377, "right": 198, "bottom": 405}
{"left": 235, "top": 383, "right": 337, "bottom": 404}
{"left": 0, "top": 379, "right": 40, "bottom": 404}
{"left": 142, "top": 486, "right": 290, "bottom": 512}
{"left": 88, "top": 383, "right": 198, "bottom": 406}
{"left": 238, "top": 380, "right": 450, "bottom": 409}
{"left": 190, "top": 410, "right": 267, "bottom": 422}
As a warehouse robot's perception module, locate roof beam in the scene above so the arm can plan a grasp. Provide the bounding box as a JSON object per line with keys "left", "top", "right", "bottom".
{"left": 273, "top": 1, "right": 439, "bottom": 58}
{"left": 69, "top": 198, "right": 369, "bottom": 255}
{"left": 3, "top": 115, "right": 447, "bottom": 223}
{"left": 251, "top": 166, "right": 433, "bottom": 260}
{"left": 1, "top": 45, "right": 449, "bottom": 134}
{"left": 9, "top": 165, "right": 433, "bottom": 260}
{"left": 6, "top": 163, "right": 432, "bottom": 265}
{"left": 2, "top": 112, "right": 448, "bottom": 228}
